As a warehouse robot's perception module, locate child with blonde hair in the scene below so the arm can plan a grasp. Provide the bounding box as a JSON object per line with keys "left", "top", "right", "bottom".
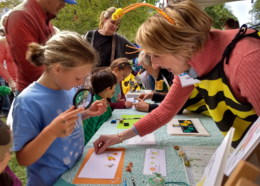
{"left": 12, "top": 31, "right": 107, "bottom": 186}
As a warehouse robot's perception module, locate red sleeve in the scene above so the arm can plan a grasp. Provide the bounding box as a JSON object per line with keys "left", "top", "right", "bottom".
{"left": 134, "top": 76, "right": 194, "bottom": 136}
{"left": 0, "top": 38, "right": 11, "bottom": 81}
{"left": 5, "top": 12, "right": 45, "bottom": 89}
{"left": 120, "top": 82, "right": 126, "bottom": 100}
{"left": 237, "top": 50, "right": 260, "bottom": 116}
{"left": 107, "top": 98, "right": 126, "bottom": 110}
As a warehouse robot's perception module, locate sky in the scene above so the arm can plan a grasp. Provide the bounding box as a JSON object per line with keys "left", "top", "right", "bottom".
{"left": 157, "top": 0, "right": 254, "bottom": 25}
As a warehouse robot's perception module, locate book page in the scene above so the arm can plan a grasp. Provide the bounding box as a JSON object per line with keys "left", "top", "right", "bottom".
{"left": 197, "top": 128, "right": 234, "bottom": 186}
{"left": 225, "top": 117, "right": 260, "bottom": 176}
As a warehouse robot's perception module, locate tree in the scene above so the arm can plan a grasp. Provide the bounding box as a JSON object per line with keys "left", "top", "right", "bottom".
{"left": 0, "top": 0, "right": 22, "bottom": 9}
{"left": 51, "top": 0, "right": 159, "bottom": 42}
{"left": 204, "top": 3, "right": 237, "bottom": 29}
{"left": 249, "top": 0, "right": 260, "bottom": 26}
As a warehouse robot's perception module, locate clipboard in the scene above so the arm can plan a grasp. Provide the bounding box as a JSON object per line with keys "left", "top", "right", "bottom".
{"left": 73, "top": 148, "right": 125, "bottom": 184}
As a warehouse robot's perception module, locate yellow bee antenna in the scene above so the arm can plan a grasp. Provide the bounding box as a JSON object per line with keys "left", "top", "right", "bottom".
{"left": 112, "top": 3, "right": 174, "bottom": 24}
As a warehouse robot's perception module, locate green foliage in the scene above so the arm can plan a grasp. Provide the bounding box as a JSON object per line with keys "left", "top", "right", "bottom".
{"left": 204, "top": 3, "right": 237, "bottom": 29}
{"left": 51, "top": 0, "right": 159, "bottom": 42}
{"left": 0, "top": 0, "right": 22, "bottom": 10}
{"left": 249, "top": 0, "right": 260, "bottom": 26}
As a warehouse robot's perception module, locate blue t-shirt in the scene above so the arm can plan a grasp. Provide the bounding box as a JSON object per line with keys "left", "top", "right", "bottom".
{"left": 12, "top": 82, "right": 84, "bottom": 186}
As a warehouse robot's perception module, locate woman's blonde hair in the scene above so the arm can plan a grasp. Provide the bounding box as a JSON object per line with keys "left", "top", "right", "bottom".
{"left": 138, "top": 51, "right": 151, "bottom": 66}
{"left": 136, "top": 0, "right": 212, "bottom": 59}
{"left": 110, "top": 58, "right": 132, "bottom": 71}
{"left": 99, "top": 7, "right": 117, "bottom": 29}
{"left": 26, "top": 31, "right": 98, "bottom": 69}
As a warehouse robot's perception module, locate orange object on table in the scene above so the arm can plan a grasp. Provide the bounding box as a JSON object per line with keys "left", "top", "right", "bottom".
{"left": 73, "top": 148, "right": 125, "bottom": 184}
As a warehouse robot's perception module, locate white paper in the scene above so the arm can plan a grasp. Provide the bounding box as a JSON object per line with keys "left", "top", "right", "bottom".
{"left": 78, "top": 151, "right": 122, "bottom": 179}
{"left": 126, "top": 97, "right": 134, "bottom": 102}
{"left": 126, "top": 133, "right": 156, "bottom": 145}
{"left": 143, "top": 149, "right": 167, "bottom": 176}
{"left": 181, "top": 146, "right": 217, "bottom": 185}
{"left": 126, "top": 90, "right": 152, "bottom": 99}
{"left": 225, "top": 117, "right": 260, "bottom": 176}
{"left": 196, "top": 128, "right": 234, "bottom": 186}
{"left": 126, "top": 98, "right": 138, "bottom": 109}
{"left": 179, "top": 72, "right": 200, "bottom": 87}
{"left": 167, "top": 118, "right": 210, "bottom": 137}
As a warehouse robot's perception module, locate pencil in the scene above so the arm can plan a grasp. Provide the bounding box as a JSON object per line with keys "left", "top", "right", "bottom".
{"left": 131, "top": 176, "right": 136, "bottom": 186}
{"left": 124, "top": 178, "right": 127, "bottom": 186}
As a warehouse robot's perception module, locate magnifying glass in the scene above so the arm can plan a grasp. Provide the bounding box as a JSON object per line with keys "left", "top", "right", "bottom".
{"left": 73, "top": 89, "right": 93, "bottom": 110}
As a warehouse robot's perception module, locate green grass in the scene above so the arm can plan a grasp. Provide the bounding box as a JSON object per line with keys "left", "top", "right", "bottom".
{"left": 8, "top": 152, "right": 27, "bottom": 186}
{"left": 1, "top": 117, "right": 27, "bottom": 186}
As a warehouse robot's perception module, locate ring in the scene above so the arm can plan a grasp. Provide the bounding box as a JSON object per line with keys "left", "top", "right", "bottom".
{"left": 62, "top": 121, "right": 66, "bottom": 124}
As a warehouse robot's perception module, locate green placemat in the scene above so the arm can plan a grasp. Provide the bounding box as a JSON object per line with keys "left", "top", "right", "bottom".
{"left": 116, "top": 115, "right": 146, "bottom": 129}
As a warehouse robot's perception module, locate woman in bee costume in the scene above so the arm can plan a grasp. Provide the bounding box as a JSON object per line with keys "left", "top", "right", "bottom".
{"left": 94, "top": 0, "right": 260, "bottom": 153}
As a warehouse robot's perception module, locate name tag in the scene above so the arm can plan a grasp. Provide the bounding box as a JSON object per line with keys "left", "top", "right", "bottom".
{"left": 179, "top": 72, "right": 200, "bottom": 87}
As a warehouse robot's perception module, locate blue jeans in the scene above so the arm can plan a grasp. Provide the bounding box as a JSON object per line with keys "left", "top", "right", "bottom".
{"left": 147, "top": 74, "right": 155, "bottom": 91}
{"left": 0, "top": 76, "right": 10, "bottom": 114}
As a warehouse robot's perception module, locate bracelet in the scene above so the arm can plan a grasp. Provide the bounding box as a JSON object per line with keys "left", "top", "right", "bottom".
{"left": 118, "top": 133, "right": 123, "bottom": 143}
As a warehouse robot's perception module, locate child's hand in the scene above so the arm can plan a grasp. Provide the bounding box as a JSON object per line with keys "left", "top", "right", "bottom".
{"left": 138, "top": 93, "right": 154, "bottom": 101}
{"left": 86, "top": 99, "right": 107, "bottom": 117}
{"left": 49, "top": 106, "right": 84, "bottom": 138}
{"left": 125, "top": 101, "right": 133, "bottom": 108}
{"left": 133, "top": 99, "right": 149, "bottom": 112}
{"left": 118, "top": 99, "right": 125, "bottom": 102}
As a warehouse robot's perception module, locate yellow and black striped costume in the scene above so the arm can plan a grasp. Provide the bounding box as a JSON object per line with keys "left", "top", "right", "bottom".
{"left": 182, "top": 88, "right": 211, "bottom": 117}
{"left": 195, "top": 25, "right": 259, "bottom": 147}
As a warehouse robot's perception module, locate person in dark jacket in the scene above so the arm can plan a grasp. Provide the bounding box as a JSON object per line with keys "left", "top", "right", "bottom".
{"left": 84, "top": 7, "right": 139, "bottom": 67}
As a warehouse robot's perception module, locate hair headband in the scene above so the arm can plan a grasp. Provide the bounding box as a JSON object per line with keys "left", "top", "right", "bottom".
{"left": 112, "top": 3, "right": 174, "bottom": 24}
{"left": 118, "top": 63, "right": 132, "bottom": 68}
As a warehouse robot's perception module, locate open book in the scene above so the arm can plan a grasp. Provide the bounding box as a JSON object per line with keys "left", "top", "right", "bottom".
{"left": 196, "top": 127, "right": 234, "bottom": 186}
{"left": 225, "top": 117, "right": 260, "bottom": 176}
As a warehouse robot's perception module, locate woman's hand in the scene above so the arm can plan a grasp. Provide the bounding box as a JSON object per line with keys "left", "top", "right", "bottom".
{"left": 133, "top": 99, "right": 149, "bottom": 112}
{"left": 93, "top": 134, "right": 121, "bottom": 154}
{"left": 48, "top": 106, "right": 84, "bottom": 138}
{"left": 125, "top": 101, "right": 133, "bottom": 108}
{"left": 138, "top": 93, "right": 154, "bottom": 101}
{"left": 7, "top": 78, "right": 16, "bottom": 92}
{"left": 86, "top": 99, "right": 107, "bottom": 117}
{"left": 94, "top": 129, "right": 137, "bottom": 154}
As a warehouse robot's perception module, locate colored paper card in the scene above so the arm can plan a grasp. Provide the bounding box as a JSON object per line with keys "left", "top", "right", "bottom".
{"left": 126, "top": 133, "right": 156, "bottom": 145}
{"left": 143, "top": 149, "right": 167, "bottom": 176}
{"left": 78, "top": 151, "right": 122, "bottom": 179}
{"left": 73, "top": 148, "right": 125, "bottom": 184}
{"left": 196, "top": 128, "right": 234, "bottom": 186}
{"left": 167, "top": 118, "right": 210, "bottom": 137}
{"left": 116, "top": 115, "right": 145, "bottom": 129}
